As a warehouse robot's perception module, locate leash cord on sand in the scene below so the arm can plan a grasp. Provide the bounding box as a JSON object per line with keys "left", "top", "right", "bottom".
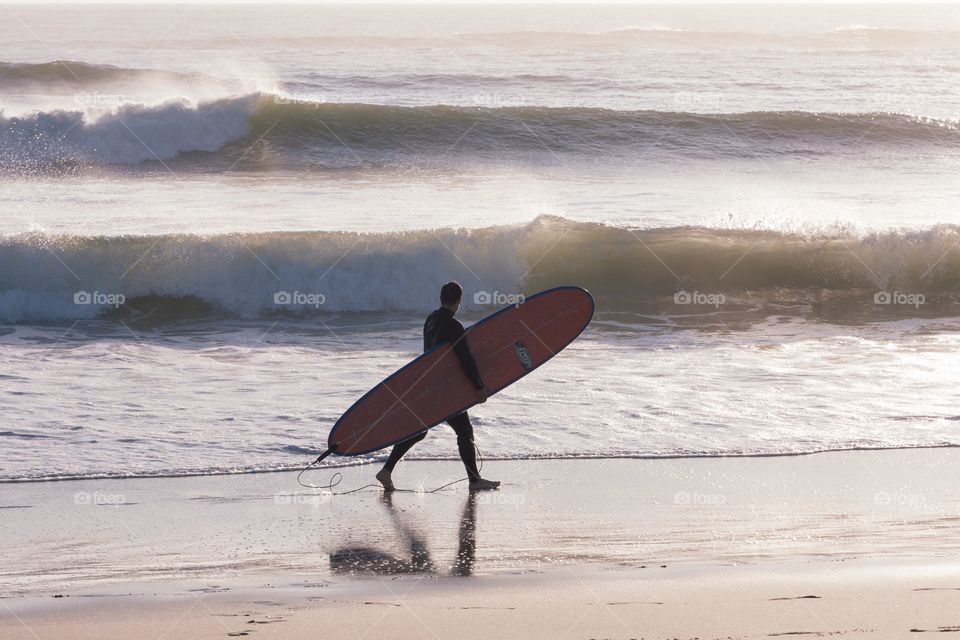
{"left": 296, "top": 443, "right": 484, "bottom": 495}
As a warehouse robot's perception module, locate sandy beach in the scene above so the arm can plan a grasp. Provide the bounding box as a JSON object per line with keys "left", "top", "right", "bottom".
{"left": 4, "top": 448, "right": 960, "bottom": 638}
{"left": 3, "top": 3, "right": 960, "bottom": 638}
{"left": 6, "top": 559, "right": 960, "bottom": 639}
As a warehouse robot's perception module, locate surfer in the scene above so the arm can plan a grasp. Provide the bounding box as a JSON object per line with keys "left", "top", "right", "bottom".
{"left": 376, "top": 282, "right": 501, "bottom": 492}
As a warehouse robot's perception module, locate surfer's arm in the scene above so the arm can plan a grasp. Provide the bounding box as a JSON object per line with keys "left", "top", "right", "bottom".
{"left": 448, "top": 324, "right": 485, "bottom": 390}
{"left": 453, "top": 339, "right": 484, "bottom": 389}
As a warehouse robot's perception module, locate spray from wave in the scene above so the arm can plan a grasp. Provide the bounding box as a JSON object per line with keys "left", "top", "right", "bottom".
{"left": 2, "top": 216, "right": 958, "bottom": 324}
{"left": 0, "top": 95, "right": 256, "bottom": 169}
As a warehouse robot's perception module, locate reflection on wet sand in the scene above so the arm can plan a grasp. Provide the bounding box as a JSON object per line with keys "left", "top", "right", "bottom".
{"left": 330, "top": 491, "right": 477, "bottom": 577}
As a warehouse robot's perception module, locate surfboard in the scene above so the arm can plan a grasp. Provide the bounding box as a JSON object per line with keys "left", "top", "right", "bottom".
{"left": 327, "top": 286, "right": 595, "bottom": 456}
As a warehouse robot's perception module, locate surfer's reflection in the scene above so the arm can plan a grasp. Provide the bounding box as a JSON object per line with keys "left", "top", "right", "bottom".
{"left": 329, "top": 491, "right": 477, "bottom": 577}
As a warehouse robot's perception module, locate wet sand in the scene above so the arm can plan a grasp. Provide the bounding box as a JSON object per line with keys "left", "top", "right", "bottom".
{"left": 3, "top": 448, "right": 960, "bottom": 638}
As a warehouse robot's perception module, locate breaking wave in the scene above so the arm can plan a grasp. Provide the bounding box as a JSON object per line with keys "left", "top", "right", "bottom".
{"left": 2, "top": 216, "right": 958, "bottom": 323}
{"left": 2, "top": 94, "right": 958, "bottom": 172}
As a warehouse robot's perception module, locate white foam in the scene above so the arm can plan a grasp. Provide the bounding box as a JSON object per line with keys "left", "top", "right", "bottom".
{"left": 0, "top": 226, "right": 529, "bottom": 322}
{"left": 0, "top": 95, "right": 256, "bottom": 166}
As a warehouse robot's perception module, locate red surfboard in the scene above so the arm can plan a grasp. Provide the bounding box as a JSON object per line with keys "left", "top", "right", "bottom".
{"left": 327, "top": 286, "right": 594, "bottom": 456}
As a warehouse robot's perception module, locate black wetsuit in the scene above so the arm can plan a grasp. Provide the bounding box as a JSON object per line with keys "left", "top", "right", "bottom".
{"left": 383, "top": 306, "right": 483, "bottom": 481}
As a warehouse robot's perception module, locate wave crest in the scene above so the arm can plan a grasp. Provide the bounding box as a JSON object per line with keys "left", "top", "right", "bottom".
{"left": 3, "top": 94, "right": 957, "bottom": 172}
{"left": 0, "top": 60, "right": 203, "bottom": 86}
{"left": 0, "top": 95, "right": 255, "bottom": 169}
{"left": 2, "top": 217, "right": 959, "bottom": 323}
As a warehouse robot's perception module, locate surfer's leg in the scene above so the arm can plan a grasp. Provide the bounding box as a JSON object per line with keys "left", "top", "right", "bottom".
{"left": 382, "top": 431, "right": 427, "bottom": 474}
{"left": 378, "top": 432, "right": 426, "bottom": 491}
{"left": 447, "top": 412, "right": 482, "bottom": 482}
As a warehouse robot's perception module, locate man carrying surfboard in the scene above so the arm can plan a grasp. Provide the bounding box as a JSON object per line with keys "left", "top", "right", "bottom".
{"left": 376, "top": 282, "right": 501, "bottom": 492}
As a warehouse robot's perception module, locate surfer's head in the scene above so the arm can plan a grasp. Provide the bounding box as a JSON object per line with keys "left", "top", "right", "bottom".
{"left": 440, "top": 281, "right": 462, "bottom": 313}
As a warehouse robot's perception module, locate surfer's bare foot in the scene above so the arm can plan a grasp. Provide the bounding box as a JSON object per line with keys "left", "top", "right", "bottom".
{"left": 469, "top": 478, "right": 500, "bottom": 491}
{"left": 375, "top": 468, "right": 395, "bottom": 492}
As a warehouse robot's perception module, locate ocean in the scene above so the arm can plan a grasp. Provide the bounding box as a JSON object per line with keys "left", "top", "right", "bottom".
{"left": 1, "top": 3, "right": 959, "bottom": 482}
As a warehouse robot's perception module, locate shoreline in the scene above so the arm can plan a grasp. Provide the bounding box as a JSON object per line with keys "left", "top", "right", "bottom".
{"left": 5, "top": 443, "right": 960, "bottom": 484}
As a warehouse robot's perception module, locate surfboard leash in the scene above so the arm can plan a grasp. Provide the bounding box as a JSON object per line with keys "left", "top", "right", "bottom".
{"left": 295, "top": 443, "right": 484, "bottom": 495}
